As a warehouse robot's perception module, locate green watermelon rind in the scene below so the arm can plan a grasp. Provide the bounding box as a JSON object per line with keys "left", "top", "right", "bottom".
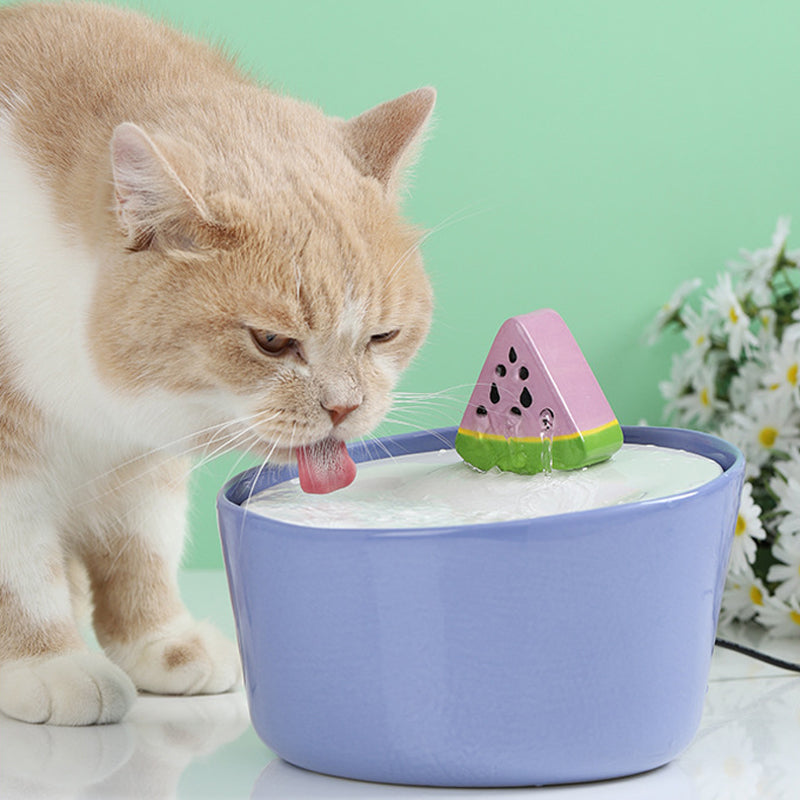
{"left": 454, "top": 421, "right": 624, "bottom": 475}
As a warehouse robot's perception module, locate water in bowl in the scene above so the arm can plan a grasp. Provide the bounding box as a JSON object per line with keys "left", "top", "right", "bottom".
{"left": 244, "top": 443, "right": 721, "bottom": 529}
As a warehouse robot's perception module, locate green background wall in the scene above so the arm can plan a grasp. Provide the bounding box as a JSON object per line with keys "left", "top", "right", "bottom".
{"left": 6, "top": 0, "right": 800, "bottom": 566}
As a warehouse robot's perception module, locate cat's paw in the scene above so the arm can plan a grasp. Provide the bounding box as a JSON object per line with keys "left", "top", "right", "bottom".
{"left": 107, "top": 616, "right": 241, "bottom": 696}
{"left": 0, "top": 651, "right": 137, "bottom": 725}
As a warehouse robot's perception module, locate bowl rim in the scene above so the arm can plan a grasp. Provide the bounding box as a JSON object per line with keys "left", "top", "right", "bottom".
{"left": 217, "top": 425, "right": 745, "bottom": 537}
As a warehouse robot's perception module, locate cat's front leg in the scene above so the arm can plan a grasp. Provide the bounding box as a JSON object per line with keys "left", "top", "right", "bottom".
{"left": 82, "top": 457, "right": 241, "bottom": 696}
{"left": 0, "top": 477, "right": 137, "bottom": 725}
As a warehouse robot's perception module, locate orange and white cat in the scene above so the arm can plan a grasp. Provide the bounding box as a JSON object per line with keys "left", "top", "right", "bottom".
{"left": 0, "top": 2, "right": 434, "bottom": 725}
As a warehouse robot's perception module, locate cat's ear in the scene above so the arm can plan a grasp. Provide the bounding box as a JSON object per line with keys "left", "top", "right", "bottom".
{"left": 110, "top": 122, "right": 210, "bottom": 251}
{"left": 342, "top": 87, "right": 436, "bottom": 194}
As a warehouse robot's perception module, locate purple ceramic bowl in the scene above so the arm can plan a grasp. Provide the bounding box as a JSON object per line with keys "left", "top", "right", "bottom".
{"left": 217, "top": 426, "right": 744, "bottom": 787}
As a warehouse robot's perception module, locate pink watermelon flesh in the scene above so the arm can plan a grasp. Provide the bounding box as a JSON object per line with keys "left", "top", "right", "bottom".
{"left": 458, "top": 309, "right": 619, "bottom": 469}
{"left": 296, "top": 438, "right": 357, "bottom": 494}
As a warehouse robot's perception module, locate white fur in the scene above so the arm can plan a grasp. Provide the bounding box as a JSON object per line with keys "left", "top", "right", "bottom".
{"left": 0, "top": 474, "right": 72, "bottom": 624}
{"left": 0, "top": 126, "right": 100, "bottom": 421}
{"left": 0, "top": 120, "right": 196, "bottom": 566}
{"left": 0, "top": 119, "right": 231, "bottom": 460}
{"left": 0, "top": 652, "right": 136, "bottom": 725}
{"left": 336, "top": 287, "right": 367, "bottom": 346}
{"left": 105, "top": 614, "right": 241, "bottom": 696}
{"left": 0, "top": 122, "right": 242, "bottom": 725}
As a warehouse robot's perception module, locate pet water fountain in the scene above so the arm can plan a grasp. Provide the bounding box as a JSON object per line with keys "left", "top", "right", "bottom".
{"left": 217, "top": 309, "right": 744, "bottom": 787}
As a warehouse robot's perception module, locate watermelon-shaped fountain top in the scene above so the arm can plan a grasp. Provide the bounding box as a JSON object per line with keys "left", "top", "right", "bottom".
{"left": 455, "top": 309, "right": 623, "bottom": 474}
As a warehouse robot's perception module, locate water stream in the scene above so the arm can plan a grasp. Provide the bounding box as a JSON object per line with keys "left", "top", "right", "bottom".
{"left": 539, "top": 407, "right": 554, "bottom": 473}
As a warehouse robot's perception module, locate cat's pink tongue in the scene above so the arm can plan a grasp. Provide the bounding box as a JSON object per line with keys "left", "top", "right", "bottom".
{"left": 296, "top": 438, "right": 357, "bottom": 494}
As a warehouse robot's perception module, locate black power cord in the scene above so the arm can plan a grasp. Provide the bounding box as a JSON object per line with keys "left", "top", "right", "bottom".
{"left": 715, "top": 637, "right": 800, "bottom": 674}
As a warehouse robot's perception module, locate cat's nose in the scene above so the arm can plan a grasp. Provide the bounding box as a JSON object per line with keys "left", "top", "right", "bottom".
{"left": 324, "top": 403, "right": 360, "bottom": 426}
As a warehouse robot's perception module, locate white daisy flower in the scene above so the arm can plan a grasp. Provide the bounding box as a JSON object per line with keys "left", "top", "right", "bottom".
{"left": 771, "top": 215, "right": 792, "bottom": 252}
{"left": 728, "top": 360, "right": 767, "bottom": 412}
{"left": 730, "top": 216, "right": 790, "bottom": 305}
{"left": 756, "top": 594, "right": 800, "bottom": 637}
{"left": 680, "top": 305, "right": 714, "bottom": 365}
{"left": 653, "top": 217, "right": 800, "bottom": 636}
{"left": 786, "top": 244, "right": 800, "bottom": 266}
{"left": 718, "top": 419, "right": 769, "bottom": 481}
{"left": 766, "top": 533, "right": 800, "bottom": 602}
{"left": 771, "top": 470, "right": 800, "bottom": 538}
{"left": 673, "top": 361, "right": 727, "bottom": 427}
{"left": 728, "top": 482, "right": 766, "bottom": 574}
{"left": 659, "top": 351, "right": 702, "bottom": 422}
{"left": 773, "top": 448, "right": 800, "bottom": 482}
{"left": 754, "top": 307, "right": 778, "bottom": 353}
{"left": 730, "top": 389, "right": 800, "bottom": 474}
{"left": 645, "top": 277, "right": 701, "bottom": 344}
{"left": 720, "top": 564, "right": 768, "bottom": 625}
{"left": 782, "top": 318, "right": 800, "bottom": 343}
{"left": 760, "top": 334, "right": 800, "bottom": 396}
{"left": 703, "top": 273, "right": 758, "bottom": 360}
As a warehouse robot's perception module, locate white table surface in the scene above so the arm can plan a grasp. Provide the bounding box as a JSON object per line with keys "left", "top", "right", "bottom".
{"left": 2, "top": 569, "right": 798, "bottom": 799}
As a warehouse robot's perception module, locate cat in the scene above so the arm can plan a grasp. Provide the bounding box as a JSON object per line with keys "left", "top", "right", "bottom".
{"left": 0, "top": 1, "right": 435, "bottom": 725}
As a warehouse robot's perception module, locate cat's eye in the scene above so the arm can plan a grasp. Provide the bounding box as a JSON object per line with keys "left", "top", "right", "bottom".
{"left": 370, "top": 329, "right": 401, "bottom": 345}
{"left": 249, "top": 329, "right": 297, "bottom": 356}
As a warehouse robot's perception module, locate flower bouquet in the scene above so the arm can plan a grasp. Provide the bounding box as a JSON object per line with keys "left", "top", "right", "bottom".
{"left": 649, "top": 218, "right": 800, "bottom": 635}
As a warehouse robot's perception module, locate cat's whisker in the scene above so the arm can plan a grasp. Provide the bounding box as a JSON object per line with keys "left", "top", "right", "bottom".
{"left": 102, "top": 425, "right": 275, "bottom": 566}
{"left": 381, "top": 420, "right": 454, "bottom": 451}
{"left": 428, "top": 202, "right": 491, "bottom": 233}
{"left": 358, "top": 433, "right": 396, "bottom": 464}
{"left": 386, "top": 387, "right": 472, "bottom": 423}
{"left": 425, "top": 204, "right": 493, "bottom": 246}
{"left": 187, "top": 431, "right": 260, "bottom": 481}
{"left": 392, "top": 384, "right": 475, "bottom": 399}
{"left": 102, "top": 530, "right": 135, "bottom": 583}
{"left": 386, "top": 404, "right": 459, "bottom": 425}
{"left": 390, "top": 395, "right": 463, "bottom": 405}
{"left": 391, "top": 417, "right": 456, "bottom": 431}
{"left": 385, "top": 204, "right": 491, "bottom": 285}
{"left": 75, "top": 411, "right": 281, "bottom": 509}
{"left": 221, "top": 432, "right": 264, "bottom": 485}
{"left": 74, "top": 408, "right": 275, "bottom": 494}
{"left": 388, "top": 399, "right": 462, "bottom": 413}
{"left": 238, "top": 422, "right": 297, "bottom": 536}
{"left": 248, "top": 423, "right": 294, "bottom": 500}
{"left": 190, "top": 414, "right": 278, "bottom": 475}
{"left": 390, "top": 391, "right": 462, "bottom": 400}
{"left": 180, "top": 407, "right": 282, "bottom": 475}
{"left": 192, "top": 409, "right": 282, "bottom": 464}
{"left": 196, "top": 416, "right": 253, "bottom": 459}
{"left": 388, "top": 390, "right": 470, "bottom": 417}
{"left": 380, "top": 416, "right": 430, "bottom": 431}
{"left": 387, "top": 391, "right": 466, "bottom": 420}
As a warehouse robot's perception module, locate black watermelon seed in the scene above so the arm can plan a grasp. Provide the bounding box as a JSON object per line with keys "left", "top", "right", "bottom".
{"left": 510, "top": 406, "right": 522, "bottom": 416}
{"left": 476, "top": 405, "right": 488, "bottom": 416}
{"left": 509, "top": 347, "right": 517, "bottom": 363}
{"left": 519, "top": 366, "right": 529, "bottom": 380}
{"left": 520, "top": 387, "right": 532, "bottom": 408}
{"left": 496, "top": 364, "right": 507, "bottom": 377}
{"left": 489, "top": 383, "right": 500, "bottom": 404}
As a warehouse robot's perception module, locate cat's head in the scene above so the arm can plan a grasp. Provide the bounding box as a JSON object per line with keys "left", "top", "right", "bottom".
{"left": 89, "top": 88, "right": 435, "bottom": 463}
